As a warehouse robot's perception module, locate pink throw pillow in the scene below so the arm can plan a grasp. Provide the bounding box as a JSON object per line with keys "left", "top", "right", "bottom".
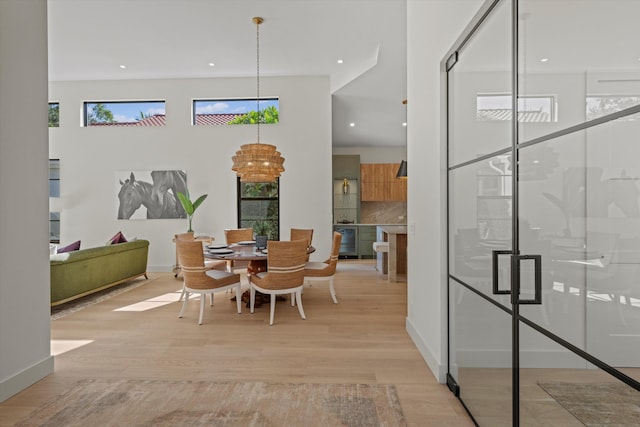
{"left": 57, "top": 240, "right": 81, "bottom": 253}
{"left": 107, "top": 231, "right": 128, "bottom": 245}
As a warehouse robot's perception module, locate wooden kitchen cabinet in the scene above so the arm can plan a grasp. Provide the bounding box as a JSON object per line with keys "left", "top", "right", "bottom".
{"left": 388, "top": 175, "right": 407, "bottom": 201}
{"left": 360, "top": 163, "right": 407, "bottom": 201}
{"left": 360, "top": 164, "right": 385, "bottom": 201}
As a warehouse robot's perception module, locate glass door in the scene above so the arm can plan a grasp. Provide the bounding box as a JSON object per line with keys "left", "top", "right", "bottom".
{"left": 447, "top": 0, "right": 640, "bottom": 425}
{"left": 516, "top": 105, "right": 640, "bottom": 427}
{"left": 516, "top": 1, "right": 640, "bottom": 424}
{"left": 447, "top": 1, "right": 514, "bottom": 425}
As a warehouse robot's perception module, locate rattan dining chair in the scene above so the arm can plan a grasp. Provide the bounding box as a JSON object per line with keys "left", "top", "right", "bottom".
{"left": 224, "top": 228, "right": 254, "bottom": 244}
{"left": 249, "top": 239, "right": 308, "bottom": 325}
{"left": 176, "top": 240, "right": 242, "bottom": 325}
{"left": 223, "top": 228, "right": 254, "bottom": 274}
{"left": 175, "top": 231, "right": 195, "bottom": 241}
{"left": 303, "top": 231, "right": 342, "bottom": 303}
{"left": 175, "top": 232, "right": 225, "bottom": 301}
{"left": 176, "top": 232, "right": 223, "bottom": 272}
{"left": 290, "top": 228, "right": 313, "bottom": 246}
{"left": 290, "top": 228, "right": 314, "bottom": 261}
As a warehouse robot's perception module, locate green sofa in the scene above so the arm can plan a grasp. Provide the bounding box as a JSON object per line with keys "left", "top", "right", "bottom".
{"left": 50, "top": 239, "right": 149, "bottom": 306}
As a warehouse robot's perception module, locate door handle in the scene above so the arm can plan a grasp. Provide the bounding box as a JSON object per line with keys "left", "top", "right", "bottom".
{"left": 515, "top": 254, "right": 542, "bottom": 305}
{"left": 492, "top": 250, "right": 512, "bottom": 295}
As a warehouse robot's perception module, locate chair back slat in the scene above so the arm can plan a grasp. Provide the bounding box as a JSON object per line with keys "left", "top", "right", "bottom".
{"left": 225, "top": 228, "right": 254, "bottom": 244}
{"left": 320, "top": 231, "right": 343, "bottom": 274}
{"left": 290, "top": 228, "right": 313, "bottom": 247}
{"left": 175, "top": 231, "right": 195, "bottom": 241}
{"left": 331, "top": 231, "right": 342, "bottom": 257}
{"left": 260, "top": 239, "right": 308, "bottom": 290}
{"left": 267, "top": 263, "right": 306, "bottom": 273}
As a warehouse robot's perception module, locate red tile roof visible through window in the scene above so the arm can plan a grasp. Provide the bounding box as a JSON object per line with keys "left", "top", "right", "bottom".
{"left": 195, "top": 114, "right": 244, "bottom": 125}
{"left": 88, "top": 115, "right": 166, "bottom": 127}
{"left": 476, "top": 109, "right": 550, "bottom": 123}
{"left": 134, "top": 115, "right": 167, "bottom": 126}
{"left": 88, "top": 113, "right": 246, "bottom": 126}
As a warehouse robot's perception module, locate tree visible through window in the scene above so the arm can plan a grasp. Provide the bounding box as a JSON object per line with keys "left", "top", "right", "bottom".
{"left": 49, "top": 103, "right": 59, "bottom": 127}
{"left": 193, "top": 98, "right": 279, "bottom": 125}
{"left": 237, "top": 179, "right": 280, "bottom": 240}
{"left": 84, "top": 101, "right": 166, "bottom": 126}
{"left": 586, "top": 96, "right": 640, "bottom": 121}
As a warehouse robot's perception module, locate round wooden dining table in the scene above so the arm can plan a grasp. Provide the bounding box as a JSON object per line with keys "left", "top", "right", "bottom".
{"left": 204, "top": 242, "right": 315, "bottom": 274}
{"left": 204, "top": 242, "right": 315, "bottom": 307}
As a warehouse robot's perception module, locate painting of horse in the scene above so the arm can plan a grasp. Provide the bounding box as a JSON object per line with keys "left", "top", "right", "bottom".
{"left": 150, "top": 170, "right": 187, "bottom": 215}
{"left": 117, "top": 170, "right": 187, "bottom": 219}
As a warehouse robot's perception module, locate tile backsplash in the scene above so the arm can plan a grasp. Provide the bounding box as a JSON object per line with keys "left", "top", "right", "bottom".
{"left": 360, "top": 201, "right": 407, "bottom": 224}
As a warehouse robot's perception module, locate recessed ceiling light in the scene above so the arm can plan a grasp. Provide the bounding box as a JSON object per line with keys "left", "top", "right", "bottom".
{"left": 119, "top": 64, "right": 127, "bottom": 69}
{"left": 540, "top": 58, "right": 549, "bottom": 63}
{"left": 349, "top": 122, "right": 355, "bottom": 127}
{"left": 402, "top": 122, "right": 407, "bottom": 127}
{"left": 208, "top": 62, "right": 215, "bottom": 67}
{"left": 337, "top": 59, "right": 344, "bottom": 64}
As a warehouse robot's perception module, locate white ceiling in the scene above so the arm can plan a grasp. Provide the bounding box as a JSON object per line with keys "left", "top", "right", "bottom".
{"left": 47, "top": 0, "right": 407, "bottom": 148}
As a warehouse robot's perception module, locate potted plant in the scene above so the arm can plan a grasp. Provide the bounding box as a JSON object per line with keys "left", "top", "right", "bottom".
{"left": 176, "top": 189, "right": 207, "bottom": 233}
{"left": 252, "top": 220, "right": 271, "bottom": 249}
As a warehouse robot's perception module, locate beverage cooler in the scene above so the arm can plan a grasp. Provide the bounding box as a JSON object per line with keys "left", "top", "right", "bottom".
{"left": 333, "top": 225, "right": 357, "bottom": 257}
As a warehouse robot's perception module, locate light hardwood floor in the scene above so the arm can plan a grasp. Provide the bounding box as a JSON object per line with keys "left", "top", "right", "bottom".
{"left": 0, "top": 261, "right": 474, "bottom": 426}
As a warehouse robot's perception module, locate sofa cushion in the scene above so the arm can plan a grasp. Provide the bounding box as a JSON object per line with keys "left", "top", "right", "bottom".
{"left": 107, "top": 231, "right": 128, "bottom": 245}
{"left": 57, "top": 240, "right": 81, "bottom": 253}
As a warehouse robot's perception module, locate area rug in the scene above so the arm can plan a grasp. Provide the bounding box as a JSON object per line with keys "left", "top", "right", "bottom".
{"left": 17, "top": 379, "right": 407, "bottom": 427}
{"left": 538, "top": 382, "right": 640, "bottom": 426}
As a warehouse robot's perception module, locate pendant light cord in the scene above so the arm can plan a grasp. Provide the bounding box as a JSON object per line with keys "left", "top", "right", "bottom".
{"left": 256, "top": 17, "right": 261, "bottom": 144}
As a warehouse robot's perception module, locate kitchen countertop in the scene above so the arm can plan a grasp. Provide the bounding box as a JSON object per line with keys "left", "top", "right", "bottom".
{"left": 377, "top": 225, "right": 408, "bottom": 234}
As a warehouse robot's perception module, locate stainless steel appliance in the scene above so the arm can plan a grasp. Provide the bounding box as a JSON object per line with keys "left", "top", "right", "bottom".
{"left": 334, "top": 225, "right": 358, "bottom": 257}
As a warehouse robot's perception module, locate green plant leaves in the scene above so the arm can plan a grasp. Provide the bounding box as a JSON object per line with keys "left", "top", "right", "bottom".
{"left": 176, "top": 191, "right": 207, "bottom": 216}
{"left": 192, "top": 194, "right": 207, "bottom": 211}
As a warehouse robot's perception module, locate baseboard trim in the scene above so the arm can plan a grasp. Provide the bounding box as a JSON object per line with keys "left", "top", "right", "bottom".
{"left": 0, "top": 355, "right": 54, "bottom": 403}
{"left": 406, "top": 318, "right": 447, "bottom": 384}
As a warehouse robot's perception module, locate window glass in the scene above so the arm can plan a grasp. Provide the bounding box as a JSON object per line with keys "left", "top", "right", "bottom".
{"left": 237, "top": 180, "right": 279, "bottom": 240}
{"left": 586, "top": 96, "right": 640, "bottom": 121}
{"left": 193, "top": 98, "right": 279, "bottom": 125}
{"left": 49, "top": 103, "right": 59, "bottom": 127}
{"left": 49, "top": 159, "right": 60, "bottom": 197}
{"left": 477, "top": 94, "right": 555, "bottom": 122}
{"left": 84, "top": 101, "right": 165, "bottom": 126}
{"left": 50, "top": 212, "right": 60, "bottom": 243}
{"left": 50, "top": 159, "right": 60, "bottom": 243}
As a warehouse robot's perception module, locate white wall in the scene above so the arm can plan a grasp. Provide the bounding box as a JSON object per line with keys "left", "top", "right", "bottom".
{"left": 405, "top": 0, "right": 483, "bottom": 383}
{"left": 49, "top": 76, "right": 333, "bottom": 269}
{"left": 333, "top": 146, "right": 406, "bottom": 164}
{"left": 0, "top": 0, "right": 53, "bottom": 402}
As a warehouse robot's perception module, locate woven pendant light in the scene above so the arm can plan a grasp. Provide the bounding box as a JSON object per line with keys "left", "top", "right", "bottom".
{"left": 231, "top": 17, "right": 285, "bottom": 183}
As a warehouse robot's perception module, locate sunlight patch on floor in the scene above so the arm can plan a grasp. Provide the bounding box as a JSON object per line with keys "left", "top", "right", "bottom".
{"left": 113, "top": 292, "right": 181, "bottom": 312}
{"left": 51, "top": 339, "right": 94, "bottom": 356}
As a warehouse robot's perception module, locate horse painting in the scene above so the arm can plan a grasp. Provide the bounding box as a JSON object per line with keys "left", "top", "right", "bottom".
{"left": 117, "top": 171, "right": 187, "bottom": 219}
{"left": 150, "top": 170, "right": 188, "bottom": 216}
